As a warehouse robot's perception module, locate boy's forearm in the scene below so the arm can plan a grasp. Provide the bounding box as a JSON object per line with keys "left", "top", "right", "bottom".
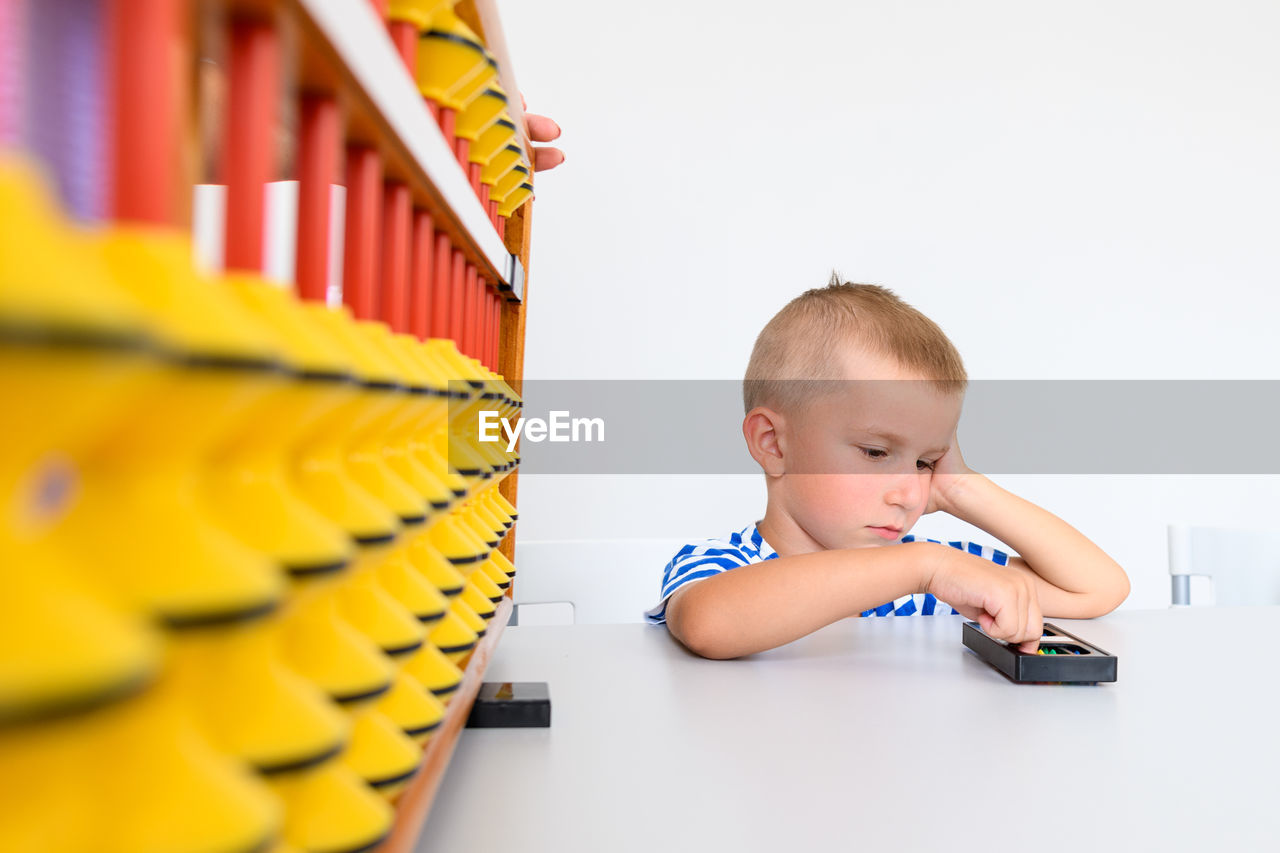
{"left": 667, "top": 543, "right": 936, "bottom": 659}
{"left": 943, "top": 474, "right": 1130, "bottom": 616}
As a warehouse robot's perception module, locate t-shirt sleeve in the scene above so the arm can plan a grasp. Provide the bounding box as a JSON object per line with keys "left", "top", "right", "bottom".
{"left": 643, "top": 541, "right": 753, "bottom": 625}
{"left": 901, "top": 534, "right": 1012, "bottom": 567}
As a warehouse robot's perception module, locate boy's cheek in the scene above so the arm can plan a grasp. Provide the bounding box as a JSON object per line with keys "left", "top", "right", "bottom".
{"left": 791, "top": 475, "right": 875, "bottom": 526}
{"left": 791, "top": 473, "right": 859, "bottom": 501}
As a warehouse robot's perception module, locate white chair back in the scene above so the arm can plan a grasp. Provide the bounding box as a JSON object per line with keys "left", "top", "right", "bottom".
{"left": 510, "top": 539, "right": 688, "bottom": 625}
{"left": 1168, "top": 524, "right": 1280, "bottom": 606}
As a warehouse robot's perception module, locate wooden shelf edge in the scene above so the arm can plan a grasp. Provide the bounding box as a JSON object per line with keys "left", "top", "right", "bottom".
{"left": 381, "top": 595, "right": 514, "bottom": 853}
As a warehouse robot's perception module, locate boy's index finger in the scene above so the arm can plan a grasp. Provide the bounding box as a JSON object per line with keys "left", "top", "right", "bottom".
{"left": 1018, "top": 638, "right": 1040, "bottom": 654}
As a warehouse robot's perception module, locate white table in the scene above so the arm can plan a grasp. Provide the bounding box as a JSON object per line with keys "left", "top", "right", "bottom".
{"left": 419, "top": 608, "right": 1280, "bottom": 852}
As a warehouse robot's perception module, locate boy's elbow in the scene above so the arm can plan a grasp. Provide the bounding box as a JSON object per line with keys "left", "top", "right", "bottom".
{"left": 1083, "top": 568, "right": 1130, "bottom": 618}
{"left": 1116, "top": 570, "right": 1131, "bottom": 605}
{"left": 667, "top": 588, "right": 740, "bottom": 660}
{"left": 1102, "top": 571, "right": 1131, "bottom": 614}
{"left": 680, "top": 628, "right": 739, "bottom": 661}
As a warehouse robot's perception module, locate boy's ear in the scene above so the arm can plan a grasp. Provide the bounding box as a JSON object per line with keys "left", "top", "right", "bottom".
{"left": 743, "top": 407, "right": 787, "bottom": 478}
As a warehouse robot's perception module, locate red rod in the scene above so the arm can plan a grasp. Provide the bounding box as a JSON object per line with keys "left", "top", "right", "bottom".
{"left": 343, "top": 146, "right": 383, "bottom": 320}
{"left": 224, "top": 19, "right": 280, "bottom": 272}
{"left": 455, "top": 137, "right": 471, "bottom": 173}
{"left": 461, "top": 263, "right": 478, "bottom": 357}
{"left": 473, "top": 288, "right": 482, "bottom": 366}
{"left": 491, "top": 291, "right": 502, "bottom": 371}
{"left": 296, "top": 95, "right": 339, "bottom": 303}
{"left": 438, "top": 107, "right": 457, "bottom": 155}
{"left": 470, "top": 163, "right": 484, "bottom": 199}
{"left": 429, "top": 231, "right": 451, "bottom": 339}
{"left": 366, "top": 0, "right": 388, "bottom": 19}
{"left": 475, "top": 269, "right": 487, "bottom": 362}
{"left": 476, "top": 272, "right": 488, "bottom": 362}
{"left": 482, "top": 287, "right": 494, "bottom": 370}
{"left": 381, "top": 182, "right": 411, "bottom": 332}
{"left": 477, "top": 286, "right": 488, "bottom": 368}
{"left": 388, "top": 20, "right": 416, "bottom": 72}
{"left": 108, "top": 0, "right": 180, "bottom": 225}
{"left": 410, "top": 210, "right": 434, "bottom": 340}
{"left": 449, "top": 248, "right": 466, "bottom": 345}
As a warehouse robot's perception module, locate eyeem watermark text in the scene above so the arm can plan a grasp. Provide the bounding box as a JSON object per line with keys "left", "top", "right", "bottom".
{"left": 478, "top": 411, "right": 605, "bottom": 452}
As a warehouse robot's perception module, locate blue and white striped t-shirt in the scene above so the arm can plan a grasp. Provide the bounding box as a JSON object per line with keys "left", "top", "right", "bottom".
{"left": 643, "top": 523, "right": 1012, "bottom": 624}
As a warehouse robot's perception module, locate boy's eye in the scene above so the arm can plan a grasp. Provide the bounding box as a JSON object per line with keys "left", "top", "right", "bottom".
{"left": 917, "top": 459, "right": 937, "bottom": 472}
{"left": 858, "top": 447, "right": 888, "bottom": 460}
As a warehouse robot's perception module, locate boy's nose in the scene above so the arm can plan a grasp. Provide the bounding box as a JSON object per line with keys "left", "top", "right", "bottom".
{"left": 883, "top": 472, "right": 925, "bottom": 509}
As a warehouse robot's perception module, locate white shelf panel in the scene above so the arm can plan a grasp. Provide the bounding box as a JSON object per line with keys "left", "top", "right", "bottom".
{"left": 295, "top": 0, "right": 515, "bottom": 293}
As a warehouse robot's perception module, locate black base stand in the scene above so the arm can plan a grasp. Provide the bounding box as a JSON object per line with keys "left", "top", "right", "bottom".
{"left": 465, "top": 681, "right": 552, "bottom": 727}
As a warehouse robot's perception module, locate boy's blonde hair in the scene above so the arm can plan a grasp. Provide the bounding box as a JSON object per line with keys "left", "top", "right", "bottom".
{"left": 743, "top": 273, "right": 967, "bottom": 413}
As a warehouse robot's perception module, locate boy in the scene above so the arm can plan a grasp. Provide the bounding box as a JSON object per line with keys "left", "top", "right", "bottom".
{"left": 644, "top": 276, "right": 1130, "bottom": 660}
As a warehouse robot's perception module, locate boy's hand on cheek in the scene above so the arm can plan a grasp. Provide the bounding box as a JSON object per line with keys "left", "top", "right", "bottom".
{"left": 924, "top": 430, "right": 974, "bottom": 516}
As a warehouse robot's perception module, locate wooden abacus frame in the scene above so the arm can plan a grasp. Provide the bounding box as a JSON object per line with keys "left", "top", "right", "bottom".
{"left": 109, "top": 0, "right": 534, "bottom": 842}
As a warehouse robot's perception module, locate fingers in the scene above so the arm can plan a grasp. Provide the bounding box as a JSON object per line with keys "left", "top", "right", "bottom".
{"left": 986, "top": 590, "right": 1020, "bottom": 645}
{"left": 524, "top": 112, "right": 561, "bottom": 143}
{"left": 985, "top": 572, "right": 1042, "bottom": 651}
{"left": 929, "top": 549, "right": 1040, "bottom": 650}
{"left": 521, "top": 108, "right": 564, "bottom": 171}
{"left": 1022, "top": 583, "right": 1042, "bottom": 653}
{"left": 1000, "top": 574, "right": 1041, "bottom": 653}
{"left": 533, "top": 146, "right": 565, "bottom": 172}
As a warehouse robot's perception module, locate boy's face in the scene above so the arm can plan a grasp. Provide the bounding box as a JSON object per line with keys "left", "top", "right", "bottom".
{"left": 770, "top": 347, "right": 963, "bottom": 552}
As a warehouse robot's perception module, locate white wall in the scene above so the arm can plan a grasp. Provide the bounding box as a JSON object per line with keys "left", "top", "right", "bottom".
{"left": 499, "top": 0, "right": 1280, "bottom": 613}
